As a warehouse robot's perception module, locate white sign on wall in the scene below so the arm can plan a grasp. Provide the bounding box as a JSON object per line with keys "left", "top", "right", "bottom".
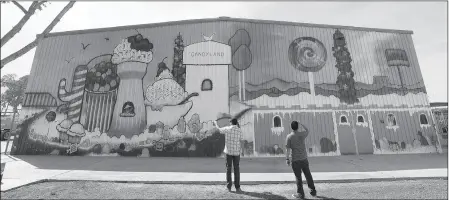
{"left": 183, "top": 41, "right": 232, "bottom": 65}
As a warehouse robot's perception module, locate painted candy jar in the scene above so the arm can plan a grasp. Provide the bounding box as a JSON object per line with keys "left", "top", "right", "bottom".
{"left": 80, "top": 55, "right": 120, "bottom": 133}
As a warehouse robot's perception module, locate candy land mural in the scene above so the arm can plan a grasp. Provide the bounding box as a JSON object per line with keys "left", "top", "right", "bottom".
{"left": 12, "top": 18, "right": 442, "bottom": 157}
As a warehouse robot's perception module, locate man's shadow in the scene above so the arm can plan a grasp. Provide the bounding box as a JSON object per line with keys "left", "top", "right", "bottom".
{"left": 315, "top": 195, "right": 339, "bottom": 200}
{"left": 230, "top": 191, "right": 288, "bottom": 199}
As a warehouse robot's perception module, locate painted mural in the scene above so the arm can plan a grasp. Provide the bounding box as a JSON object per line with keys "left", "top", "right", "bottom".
{"left": 12, "top": 18, "right": 441, "bottom": 157}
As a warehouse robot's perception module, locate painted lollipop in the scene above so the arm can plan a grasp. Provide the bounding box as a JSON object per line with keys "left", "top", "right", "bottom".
{"left": 288, "top": 37, "right": 327, "bottom": 96}
{"left": 45, "top": 111, "right": 57, "bottom": 138}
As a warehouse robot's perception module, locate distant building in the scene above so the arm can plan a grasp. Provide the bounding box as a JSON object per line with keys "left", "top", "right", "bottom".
{"left": 12, "top": 17, "right": 441, "bottom": 157}
{"left": 430, "top": 102, "right": 448, "bottom": 150}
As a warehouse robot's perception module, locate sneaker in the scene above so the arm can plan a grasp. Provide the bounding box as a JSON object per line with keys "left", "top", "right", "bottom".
{"left": 310, "top": 189, "right": 317, "bottom": 197}
{"left": 227, "top": 187, "right": 231, "bottom": 192}
{"left": 292, "top": 193, "right": 305, "bottom": 199}
{"left": 236, "top": 188, "right": 243, "bottom": 193}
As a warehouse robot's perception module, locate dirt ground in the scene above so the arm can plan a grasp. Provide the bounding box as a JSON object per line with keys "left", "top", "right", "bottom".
{"left": 1, "top": 179, "right": 447, "bottom": 199}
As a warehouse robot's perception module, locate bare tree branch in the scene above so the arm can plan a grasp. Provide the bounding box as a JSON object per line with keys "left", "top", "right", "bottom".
{"left": 28, "top": 1, "right": 38, "bottom": 10}
{"left": 12, "top": 1, "right": 27, "bottom": 14}
{"left": 1, "top": 1, "right": 75, "bottom": 68}
{"left": 33, "top": 1, "right": 47, "bottom": 11}
{"left": 1, "top": 1, "right": 40, "bottom": 48}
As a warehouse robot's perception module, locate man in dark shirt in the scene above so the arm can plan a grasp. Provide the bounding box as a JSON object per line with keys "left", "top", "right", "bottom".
{"left": 285, "top": 121, "right": 317, "bottom": 199}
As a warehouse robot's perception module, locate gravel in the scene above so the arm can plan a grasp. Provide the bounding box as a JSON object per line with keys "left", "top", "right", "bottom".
{"left": 1, "top": 179, "right": 447, "bottom": 199}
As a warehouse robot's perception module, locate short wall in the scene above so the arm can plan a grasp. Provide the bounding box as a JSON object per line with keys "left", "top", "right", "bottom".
{"left": 253, "top": 111, "right": 339, "bottom": 157}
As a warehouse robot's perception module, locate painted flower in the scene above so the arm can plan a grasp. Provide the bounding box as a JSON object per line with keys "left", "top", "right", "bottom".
{"left": 188, "top": 114, "right": 203, "bottom": 134}
{"left": 177, "top": 117, "right": 186, "bottom": 133}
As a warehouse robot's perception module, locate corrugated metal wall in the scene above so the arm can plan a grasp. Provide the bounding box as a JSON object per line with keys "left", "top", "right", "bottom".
{"left": 23, "top": 19, "right": 438, "bottom": 157}
{"left": 27, "top": 20, "right": 426, "bottom": 104}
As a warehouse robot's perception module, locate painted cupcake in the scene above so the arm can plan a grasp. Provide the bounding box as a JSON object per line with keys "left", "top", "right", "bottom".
{"left": 67, "top": 123, "right": 86, "bottom": 144}
{"left": 57, "top": 119, "right": 73, "bottom": 144}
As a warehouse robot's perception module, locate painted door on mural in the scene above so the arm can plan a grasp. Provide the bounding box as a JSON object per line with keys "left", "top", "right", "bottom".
{"left": 336, "top": 111, "right": 357, "bottom": 155}
{"left": 352, "top": 111, "right": 374, "bottom": 154}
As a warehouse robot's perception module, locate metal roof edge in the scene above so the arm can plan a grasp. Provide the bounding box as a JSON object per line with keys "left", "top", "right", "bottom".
{"left": 40, "top": 17, "right": 414, "bottom": 38}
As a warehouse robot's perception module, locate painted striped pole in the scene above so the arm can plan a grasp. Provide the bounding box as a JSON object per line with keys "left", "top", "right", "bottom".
{"left": 58, "top": 65, "right": 88, "bottom": 122}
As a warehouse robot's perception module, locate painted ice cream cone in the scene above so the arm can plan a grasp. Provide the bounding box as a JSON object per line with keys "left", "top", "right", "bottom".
{"left": 108, "top": 34, "right": 154, "bottom": 138}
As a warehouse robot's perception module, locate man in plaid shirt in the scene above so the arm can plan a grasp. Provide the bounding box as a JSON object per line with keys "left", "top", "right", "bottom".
{"left": 213, "top": 118, "right": 244, "bottom": 193}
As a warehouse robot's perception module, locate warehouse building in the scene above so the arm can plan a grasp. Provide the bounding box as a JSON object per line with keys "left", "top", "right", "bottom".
{"left": 12, "top": 17, "right": 442, "bottom": 157}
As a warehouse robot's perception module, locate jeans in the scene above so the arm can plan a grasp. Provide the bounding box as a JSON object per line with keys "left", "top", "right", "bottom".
{"left": 292, "top": 159, "right": 315, "bottom": 196}
{"left": 226, "top": 154, "right": 240, "bottom": 189}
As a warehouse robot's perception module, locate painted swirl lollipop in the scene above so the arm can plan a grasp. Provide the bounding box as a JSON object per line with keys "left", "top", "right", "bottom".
{"left": 288, "top": 37, "right": 327, "bottom": 96}
{"left": 288, "top": 37, "right": 327, "bottom": 72}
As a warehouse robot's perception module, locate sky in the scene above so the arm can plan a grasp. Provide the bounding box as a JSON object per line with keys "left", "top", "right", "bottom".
{"left": 1, "top": 1, "right": 447, "bottom": 102}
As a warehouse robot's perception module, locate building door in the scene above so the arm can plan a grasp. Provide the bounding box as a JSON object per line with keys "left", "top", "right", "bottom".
{"left": 352, "top": 111, "right": 374, "bottom": 154}
{"left": 336, "top": 111, "right": 357, "bottom": 155}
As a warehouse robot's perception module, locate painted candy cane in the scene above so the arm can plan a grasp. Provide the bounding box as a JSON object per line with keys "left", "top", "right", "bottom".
{"left": 58, "top": 65, "right": 88, "bottom": 122}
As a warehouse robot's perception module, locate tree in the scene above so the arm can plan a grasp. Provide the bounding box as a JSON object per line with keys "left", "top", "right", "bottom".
{"left": 171, "top": 32, "right": 186, "bottom": 88}
{"left": 1, "top": 1, "right": 76, "bottom": 68}
{"left": 1, "top": 74, "right": 29, "bottom": 130}
{"left": 332, "top": 29, "right": 358, "bottom": 104}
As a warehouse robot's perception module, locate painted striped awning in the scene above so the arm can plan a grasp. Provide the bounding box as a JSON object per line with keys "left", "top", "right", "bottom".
{"left": 22, "top": 93, "right": 58, "bottom": 107}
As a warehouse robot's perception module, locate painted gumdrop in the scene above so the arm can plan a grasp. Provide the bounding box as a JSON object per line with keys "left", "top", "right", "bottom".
{"left": 163, "top": 125, "right": 170, "bottom": 139}
{"left": 188, "top": 114, "right": 203, "bottom": 134}
{"left": 96, "top": 72, "right": 101, "bottom": 76}
{"left": 92, "top": 144, "right": 102, "bottom": 154}
{"left": 104, "top": 84, "right": 110, "bottom": 91}
{"left": 110, "top": 80, "right": 117, "bottom": 87}
{"left": 379, "top": 138, "right": 389, "bottom": 150}
{"left": 93, "top": 83, "right": 100, "bottom": 91}
{"left": 81, "top": 139, "right": 91, "bottom": 147}
{"left": 106, "top": 69, "right": 112, "bottom": 75}
{"left": 102, "top": 144, "right": 111, "bottom": 154}
{"left": 146, "top": 139, "right": 152, "bottom": 144}
{"left": 148, "top": 124, "right": 157, "bottom": 133}
{"left": 188, "top": 143, "right": 196, "bottom": 151}
{"left": 50, "top": 149, "right": 60, "bottom": 155}
{"left": 412, "top": 139, "right": 421, "bottom": 148}
{"left": 140, "top": 148, "right": 150, "bottom": 157}
{"left": 177, "top": 118, "right": 186, "bottom": 133}
{"left": 99, "top": 79, "right": 107, "bottom": 87}
{"left": 177, "top": 140, "right": 187, "bottom": 149}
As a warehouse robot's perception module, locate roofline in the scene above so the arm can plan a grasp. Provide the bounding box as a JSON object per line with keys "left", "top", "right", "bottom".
{"left": 40, "top": 17, "right": 414, "bottom": 38}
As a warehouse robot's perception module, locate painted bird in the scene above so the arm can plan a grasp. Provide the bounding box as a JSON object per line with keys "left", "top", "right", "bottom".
{"left": 202, "top": 33, "right": 215, "bottom": 41}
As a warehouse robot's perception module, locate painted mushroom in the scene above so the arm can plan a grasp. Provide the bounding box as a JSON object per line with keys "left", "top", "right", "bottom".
{"left": 57, "top": 119, "right": 73, "bottom": 144}
{"left": 66, "top": 123, "right": 86, "bottom": 144}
